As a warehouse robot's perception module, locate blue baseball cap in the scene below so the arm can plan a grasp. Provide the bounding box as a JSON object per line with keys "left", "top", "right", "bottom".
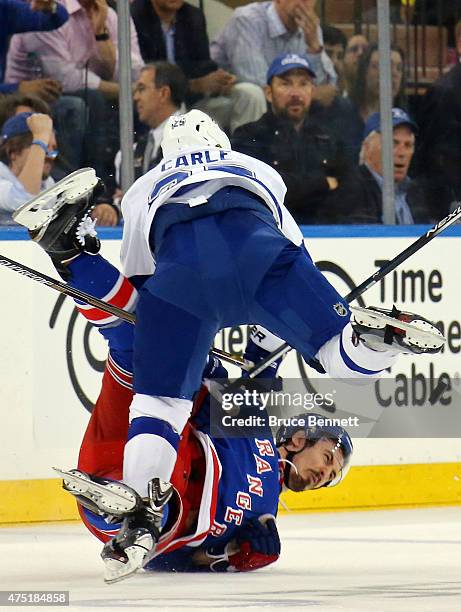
{"left": 363, "top": 108, "right": 418, "bottom": 139}
{"left": 1, "top": 112, "right": 33, "bottom": 144}
{"left": 267, "top": 53, "right": 316, "bottom": 84}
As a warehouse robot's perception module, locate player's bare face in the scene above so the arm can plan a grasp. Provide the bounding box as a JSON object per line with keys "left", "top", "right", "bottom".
{"left": 288, "top": 439, "right": 344, "bottom": 491}
{"left": 266, "top": 69, "right": 314, "bottom": 125}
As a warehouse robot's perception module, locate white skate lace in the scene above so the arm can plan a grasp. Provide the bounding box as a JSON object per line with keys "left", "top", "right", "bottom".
{"left": 76, "top": 214, "right": 98, "bottom": 247}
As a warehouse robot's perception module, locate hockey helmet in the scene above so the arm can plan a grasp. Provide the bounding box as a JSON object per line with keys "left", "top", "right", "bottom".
{"left": 276, "top": 413, "right": 353, "bottom": 488}
{"left": 161, "top": 110, "right": 231, "bottom": 157}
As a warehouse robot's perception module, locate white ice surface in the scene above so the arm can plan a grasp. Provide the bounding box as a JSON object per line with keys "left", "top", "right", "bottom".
{"left": 1, "top": 507, "right": 461, "bottom": 612}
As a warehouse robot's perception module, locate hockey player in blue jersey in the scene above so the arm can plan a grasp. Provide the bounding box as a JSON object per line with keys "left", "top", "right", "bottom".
{"left": 14, "top": 111, "right": 445, "bottom": 581}
{"left": 6, "top": 206, "right": 352, "bottom": 577}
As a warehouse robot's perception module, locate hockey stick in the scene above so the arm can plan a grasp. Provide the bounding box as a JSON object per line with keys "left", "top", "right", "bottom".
{"left": 0, "top": 254, "right": 248, "bottom": 370}
{"left": 245, "top": 204, "right": 461, "bottom": 378}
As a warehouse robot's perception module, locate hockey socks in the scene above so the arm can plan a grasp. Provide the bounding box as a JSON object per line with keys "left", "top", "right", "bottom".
{"left": 317, "top": 322, "right": 398, "bottom": 379}
{"left": 66, "top": 253, "right": 137, "bottom": 371}
{"left": 68, "top": 253, "right": 137, "bottom": 327}
{"left": 123, "top": 394, "right": 192, "bottom": 497}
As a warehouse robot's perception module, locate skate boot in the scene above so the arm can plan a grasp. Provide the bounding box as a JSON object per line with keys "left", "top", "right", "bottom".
{"left": 12, "top": 169, "right": 104, "bottom": 273}
{"left": 101, "top": 478, "right": 174, "bottom": 583}
{"left": 350, "top": 305, "right": 445, "bottom": 354}
{"left": 53, "top": 468, "right": 144, "bottom": 518}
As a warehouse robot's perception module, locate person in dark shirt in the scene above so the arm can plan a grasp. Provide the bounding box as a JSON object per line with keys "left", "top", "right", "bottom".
{"left": 309, "top": 26, "right": 364, "bottom": 162}
{"left": 130, "top": 0, "right": 266, "bottom": 132}
{"left": 415, "top": 22, "right": 461, "bottom": 218}
{"left": 232, "top": 53, "right": 350, "bottom": 224}
{"left": 322, "top": 108, "right": 433, "bottom": 224}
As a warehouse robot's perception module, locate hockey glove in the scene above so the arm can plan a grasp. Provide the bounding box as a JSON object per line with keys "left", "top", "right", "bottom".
{"left": 242, "top": 326, "right": 284, "bottom": 390}
{"left": 205, "top": 515, "right": 281, "bottom": 572}
{"left": 202, "top": 355, "right": 229, "bottom": 380}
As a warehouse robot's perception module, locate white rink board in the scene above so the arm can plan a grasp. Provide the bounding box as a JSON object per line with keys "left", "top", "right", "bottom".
{"left": 0, "top": 231, "right": 460, "bottom": 480}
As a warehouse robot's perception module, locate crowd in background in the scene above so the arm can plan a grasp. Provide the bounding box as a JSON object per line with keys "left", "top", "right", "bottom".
{"left": 1, "top": 0, "right": 461, "bottom": 227}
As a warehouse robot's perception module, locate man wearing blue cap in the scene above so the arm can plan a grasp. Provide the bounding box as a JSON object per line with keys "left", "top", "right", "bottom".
{"left": 0, "top": 109, "right": 118, "bottom": 226}
{"left": 232, "top": 52, "right": 350, "bottom": 224}
{"left": 0, "top": 110, "right": 57, "bottom": 225}
{"left": 322, "top": 107, "right": 432, "bottom": 224}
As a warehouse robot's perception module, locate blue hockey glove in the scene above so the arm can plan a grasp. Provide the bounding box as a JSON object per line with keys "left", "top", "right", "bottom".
{"left": 202, "top": 355, "right": 229, "bottom": 380}
{"left": 242, "top": 337, "right": 283, "bottom": 391}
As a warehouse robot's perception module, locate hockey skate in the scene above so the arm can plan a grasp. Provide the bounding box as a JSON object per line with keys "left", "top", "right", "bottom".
{"left": 101, "top": 478, "right": 174, "bottom": 583}
{"left": 12, "top": 168, "right": 103, "bottom": 264}
{"left": 350, "top": 305, "right": 445, "bottom": 354}
{"left": 54, "top": 468, "right": 173, "bottom": 583}
{"left": 53, "top": 468, "right": 143, "bottom": 517}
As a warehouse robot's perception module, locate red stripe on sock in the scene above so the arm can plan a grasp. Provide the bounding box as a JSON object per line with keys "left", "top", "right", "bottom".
{"left": 77, "top": 276, "right": 136, "bottom": 322}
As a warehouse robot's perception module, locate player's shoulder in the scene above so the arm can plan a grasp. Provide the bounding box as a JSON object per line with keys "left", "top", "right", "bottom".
{"left": 120, "top": 165, "right": 160, "bottom": 216}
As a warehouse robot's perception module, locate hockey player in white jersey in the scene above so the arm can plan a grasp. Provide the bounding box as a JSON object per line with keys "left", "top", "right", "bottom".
{"left": 14, "top": 111, "right": 445, "bottom": 580}
{"left": 115, "top": 110, "right": 444, "bottom": 568}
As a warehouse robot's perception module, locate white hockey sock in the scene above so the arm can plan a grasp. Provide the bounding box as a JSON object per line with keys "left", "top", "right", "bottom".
{"left": 316, "top": 322, "right": 398, "bottom": 379}
{"left": 123, "top": 394, "right": 193, "bottom": 497}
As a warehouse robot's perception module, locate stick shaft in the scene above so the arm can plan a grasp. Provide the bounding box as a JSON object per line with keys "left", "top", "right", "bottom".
{"left": 246, "top": 206, "right": 461, "bottom": 377}
{"left": 345, "top": 204, "right": 461, "bottom": 302}
{"left": 0, "top": 254, "right": 247, "bottom": 370}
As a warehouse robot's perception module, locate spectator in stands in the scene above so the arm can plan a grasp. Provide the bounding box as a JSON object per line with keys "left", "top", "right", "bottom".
{"left": 322, "top": 108, "right": 432, "bottom": 224}
{"left": 210, "top": 0, "right": 337, "bottom": 112}
{"left": 456, "top": 18, "right": 461, "bottom": 59}
{"left": 0, "top": 91, "right": 72, "bottom": 174}
{"left": 5, "top": 0, "right": 144, "bottom": 182}
{"left": 130, "top": 0, "right": 264, "bottom": 133}
{"left": 0, "top": 111, "right": 57, "bottom": 225}
{"left": 0, "top": 92, "right": 51, "bottom": 131}
{"left": 415, "top": 18, "right": 461, "bottom": 218}
{"left": 111, "top": 62, "right": 187, "bottom": 208}
{"left": 350, "top": 43, "right": 406, "bottom": 124}
{"left": 232, "top": 53, "right": 350, "bottom": 225}
{"left": 343, "top": 33, "right": 368, "bottom": 98}
{"left": 372, "top": 1, "right": 461, "bottom": 47}
{"left": 0, "top": 0, "right": 67, "bottom": 101}
{"left": 0, "top": 95, "right": 118, "bottom": 226}
{"left": 323, "top": 25, "right": 347, "bottom": 95}
{"left": 309, "top": 25, "right": 361, "bottom": 162}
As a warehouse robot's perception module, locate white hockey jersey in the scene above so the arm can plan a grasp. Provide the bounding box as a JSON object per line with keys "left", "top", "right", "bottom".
{"left": 120, "top": 146, "right": 303, "bottom": 278}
